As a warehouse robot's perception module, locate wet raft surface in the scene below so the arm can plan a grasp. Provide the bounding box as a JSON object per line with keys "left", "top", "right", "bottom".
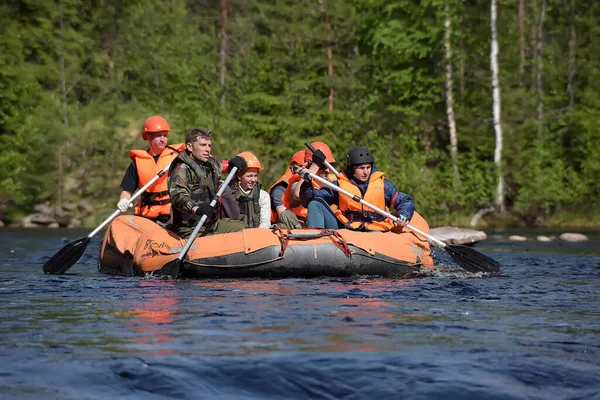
{"left": 1, "top": 229, "right": 600, "bottom": 399}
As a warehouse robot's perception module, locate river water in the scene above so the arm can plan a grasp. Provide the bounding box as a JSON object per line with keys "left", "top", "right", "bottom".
{"left": 1, "top": 228, "right": 599, "bottom": 399}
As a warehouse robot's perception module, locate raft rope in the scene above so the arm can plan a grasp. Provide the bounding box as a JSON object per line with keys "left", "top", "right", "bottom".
{"left": 271, "top": 226, "right": 351, "bottom": 257}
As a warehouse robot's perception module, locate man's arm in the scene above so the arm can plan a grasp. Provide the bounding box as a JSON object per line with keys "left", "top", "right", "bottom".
{"left": 270, "top": 183, "right": 287, "bottom": 217}
{"left": 384, "top": 178, "right": 415, "bottom": 221}
{"left": 168, "top": 164, "right": 198, "bottom": 214}
{"left": 299, "top": 180, "right": 338, "bottom": 208}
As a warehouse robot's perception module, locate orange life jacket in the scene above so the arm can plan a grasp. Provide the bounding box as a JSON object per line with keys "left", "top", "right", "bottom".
{"left": 334, "top": 171, "right": 394, "bottom": 231}
{"left": 130, "top": 143, "right": 185, "bottom": 219}
{"left": 283, "top": 173, "right": 338, "bottom": 221}
{"left": 282, "top": 175, "right": 308, "bottom": 221}
{"left": 268, "top": 168, "right": 294, "bottom": 223}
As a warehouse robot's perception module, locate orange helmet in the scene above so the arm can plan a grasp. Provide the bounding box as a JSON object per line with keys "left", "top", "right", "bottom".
{"left": 289, "top": 150, "right": 306, "bottom": 166}
{"left": 304, "top": 141, "right": 335, "bottom": 163}
{"left": 142, "top": 116, "right": 171, "bottom": 140}
{"left": 238, "top": 151, "right": 263, "bottom": 171}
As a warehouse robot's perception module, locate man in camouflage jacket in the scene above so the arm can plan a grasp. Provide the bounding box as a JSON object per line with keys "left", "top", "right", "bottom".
{"left": 168, "top": 128, "right": 247, "bottom": 239}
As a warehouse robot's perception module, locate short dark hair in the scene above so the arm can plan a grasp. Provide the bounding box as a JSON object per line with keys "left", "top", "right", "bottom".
{"left": 185, "top": 128, "right": 212, "bottom": 144}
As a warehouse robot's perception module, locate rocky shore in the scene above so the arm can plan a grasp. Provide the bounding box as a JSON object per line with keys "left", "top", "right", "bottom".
{"left": 1, "top": 202, "right": 93, "bottom": 229}
{"left": 0, "top": 208, "right": 592, "bottom": 244}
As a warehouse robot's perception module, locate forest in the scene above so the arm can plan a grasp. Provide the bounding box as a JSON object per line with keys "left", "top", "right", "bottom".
{"left": 1, "top": 0, "right": 598, "bottom": 228}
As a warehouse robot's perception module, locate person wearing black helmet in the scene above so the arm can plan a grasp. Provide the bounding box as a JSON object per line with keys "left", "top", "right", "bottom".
{"left": 298, "top": 147, "right": 415, "bottom": 231}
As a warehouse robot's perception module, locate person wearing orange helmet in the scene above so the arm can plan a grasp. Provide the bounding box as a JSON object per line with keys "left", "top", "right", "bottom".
{"left": 280, "top": 142, "right": 338, "bottom": 227}
{"left": 299, "top": 147, "right": 415, "bottom": 231}
{"left": 268, "top": 150, "right": 307, "bottom": 229}
{"left": 118, "top": 115, "right": 185, "bottom": 226}
{"left": 230, "top": 152, "right": 271, "bottom": 228}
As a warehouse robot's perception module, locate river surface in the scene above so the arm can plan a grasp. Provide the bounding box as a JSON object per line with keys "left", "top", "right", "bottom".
{"left": 1, "top": 228, "right": 599, "bottom": 399}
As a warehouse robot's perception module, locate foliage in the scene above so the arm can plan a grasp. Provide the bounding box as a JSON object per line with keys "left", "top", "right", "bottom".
{"left": 0, "top": 0, "right": 597, "bottom": 226}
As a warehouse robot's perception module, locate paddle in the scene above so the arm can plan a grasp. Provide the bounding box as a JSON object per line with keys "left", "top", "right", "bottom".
{"left": 304, "top": 141, "right": 340, "bottom": 175}
{"left": 159, "top": 166, "right": 239, "bottom": 278}
{"left": 43, "top": 163, "right": 174, "bottom": 275}
{"left": 300, "top": 170, "right": 501, "bottom": 274}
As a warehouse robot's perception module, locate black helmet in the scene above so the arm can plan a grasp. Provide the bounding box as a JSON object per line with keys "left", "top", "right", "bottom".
{"left": 346, "top": 147, "right": 374, "bottom": 168}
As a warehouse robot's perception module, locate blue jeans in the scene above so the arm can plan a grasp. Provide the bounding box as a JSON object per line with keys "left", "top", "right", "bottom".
{"left": 307, "top": 197, "right": 341, "bottom": 229}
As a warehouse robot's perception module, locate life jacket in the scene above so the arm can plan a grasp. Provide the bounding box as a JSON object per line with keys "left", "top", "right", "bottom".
{"left": 232, "top": 182, "right": 262, "bottom": 228}
{"left": 130, "top": 143, "right": 185, "bottom": 219}
{"left": 334, "top": 171, "right": 394, "bottom": 231}
{"left": 268, "top": 168, "right": 294, "bottom": 223}
{"left": 283, "top": 172, "right": 338, "bottom": 221}
{"left": 169, "top": 150, "right": 222, "bottom": 236}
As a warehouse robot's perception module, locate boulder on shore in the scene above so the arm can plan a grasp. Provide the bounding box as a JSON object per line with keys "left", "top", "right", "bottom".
{"left": 0, "top": 220, "right": 4, "bottom": 228}
{"left": 429, "top": 226, "right": 487, "bottom": 245}
{"left": 560, "top": 232, "right": 589, "bottom": 242}
{"left": 508, "top": 235, "right": 527, "bottom": 241}
{"left": 536, "top": 235, "right": 555, "bottom": 242}
{"left": 29, "top": 213, "right": 57, "bottom": 225}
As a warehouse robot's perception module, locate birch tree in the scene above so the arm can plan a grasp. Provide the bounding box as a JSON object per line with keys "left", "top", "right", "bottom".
{"left": 490, "top": 0, "right": 505, "bottom": 211}
{"left": 445, "top": 0, "right": 460, "bottom": 184}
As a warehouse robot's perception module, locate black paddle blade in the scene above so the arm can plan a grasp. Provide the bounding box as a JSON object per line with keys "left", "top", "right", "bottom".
{"left": 445, "top": 244, "right": 500, "bottom": 274}
{"left": 160, "top": 259, "right": 182, "bottom": 278}
{"left": 43, "top": 236, "right": 91, "bottom": 275}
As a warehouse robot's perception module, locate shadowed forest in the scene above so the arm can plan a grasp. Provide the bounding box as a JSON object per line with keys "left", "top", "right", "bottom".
{"left": 1, "top": 0, "right": 598, "bottom": 228}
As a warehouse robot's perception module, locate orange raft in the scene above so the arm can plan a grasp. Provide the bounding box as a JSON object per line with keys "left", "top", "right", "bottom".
{"left": 98, "top": 213, "right": 435, "bottom": 278}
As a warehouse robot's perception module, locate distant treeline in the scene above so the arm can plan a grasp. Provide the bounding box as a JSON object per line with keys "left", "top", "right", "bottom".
{"left": 1, "top": 0, "right": 598, "bottom": 226}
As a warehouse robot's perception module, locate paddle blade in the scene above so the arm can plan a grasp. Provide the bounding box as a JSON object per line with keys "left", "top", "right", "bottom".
{"left": 43, "top": 237, "right": 91, "bottom": 275}
{"left": 160, "top": 259, "right": 182, "bottom": 278}
{"left": 445, "top": 244, "right": 500, "bottom": 274}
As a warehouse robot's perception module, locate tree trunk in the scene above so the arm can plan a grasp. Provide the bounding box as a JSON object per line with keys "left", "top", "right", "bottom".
{"left": 567, "top": 0, "right": 576, "bottom": 110}
{"left": 219, "top": 0, "right": 229, "bottom": 108}
{"left": 58, "top": 0, "right": 68, "bottom": 214}
{"left": 536, "top": 0, "right": 547, "bottom": 139}
{"left": 324, "top": 5, "right": 334, "bottom": 112}
{"left": 518, "top": 0, "right": 526, "bottom": 87}
{"left": 490, "top": 0, "right": 505, "bottom": 212}
{"left": 459, "top": 4, "right": 465, "bottom": 104}
{"left": 530, "top": 0, "right": 537, "bottom": 90}
{"left": 445, "top": 0, "right": 460, "bottom": 184}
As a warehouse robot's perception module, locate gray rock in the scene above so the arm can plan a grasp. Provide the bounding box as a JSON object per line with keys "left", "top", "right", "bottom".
{"left": 29, "top": 213, "right": 57, "bottom": 225}
{"left": 0, "top": 220, "right": 4, "bottom": 228}
{"left": 48, "top": 222, "right": 60, "bottom": 228}
{"left": 34, "top": 203, "right": 54, "bottom": 216}
{"left": 56, "top": 216, "right": 73, "bottom": 227}
{"left": 62, "top": 202, "right": 77, "bottom": 212}
{"left": 429, "top": 226, "right": 487, "bottom": 245}
{"left": 536, "top": 235, "right": 555, "bottom": 242}
{"left": 77, "top": 200, "right": 94, "bottom": 213}
{"left": 560, "top": 232, "right": 589, "bottom": 242}
{"left": 22, "top": 216, "right": 40, "bottom": 228}
{"left": 68, "top": 218, "right": 82, "bottom": 228}
{"left": 508, "top": 235, "right": 527, "bottom": 241}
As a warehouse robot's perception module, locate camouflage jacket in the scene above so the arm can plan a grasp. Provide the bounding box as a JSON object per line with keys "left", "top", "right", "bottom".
{"left": 168, "top": 149, "right": 222, "bottom": 237}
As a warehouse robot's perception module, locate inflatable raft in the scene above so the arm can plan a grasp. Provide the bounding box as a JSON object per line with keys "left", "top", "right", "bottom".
{"left": 98, "top": 213, "right": 434, "bottom": 278}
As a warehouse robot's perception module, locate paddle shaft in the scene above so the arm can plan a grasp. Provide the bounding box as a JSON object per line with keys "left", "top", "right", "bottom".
{"left": 304, "top": 141, "right": 340, "bottom": 175}
{"left": 175, "top": 166, "right": 239, "bottom": 261}
{"left": 304, "top": 171, "right": 447, "bottom": 249}
{"left": 87, "top": 163, "right": 172, "bottom": 238}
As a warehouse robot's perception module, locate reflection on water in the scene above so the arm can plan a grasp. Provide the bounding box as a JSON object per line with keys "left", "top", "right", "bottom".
{"left": 0, "top": 229, "right": 599, "bottom": 398}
